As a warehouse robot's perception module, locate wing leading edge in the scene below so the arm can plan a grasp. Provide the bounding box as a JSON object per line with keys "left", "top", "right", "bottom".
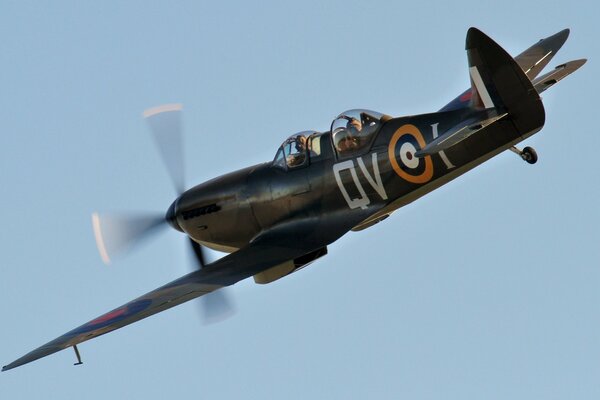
{"left": 2, "top": 242, "right": 313, "bottom": 371}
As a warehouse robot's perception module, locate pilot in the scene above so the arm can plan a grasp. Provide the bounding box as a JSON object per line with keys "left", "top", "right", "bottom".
{"left": 336, "top": 117, "right": 362, "bottom": 153}
{"left": 347, "top": 117, "right": 363, "bottom": 135}
{"left": 286, "top": 136, "right": 307, "bottom": 167}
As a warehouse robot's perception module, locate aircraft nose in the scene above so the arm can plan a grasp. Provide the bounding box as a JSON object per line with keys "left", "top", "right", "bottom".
{"left": 165, "top": 199, "right": 183, "bottom": 232}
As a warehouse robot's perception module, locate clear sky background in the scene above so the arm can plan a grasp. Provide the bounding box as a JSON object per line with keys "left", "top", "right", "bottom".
{"left": 1, "top": 1, "right": 598, "bottom": 398}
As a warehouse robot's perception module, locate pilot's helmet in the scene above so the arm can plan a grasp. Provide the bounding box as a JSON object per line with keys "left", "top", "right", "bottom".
{"left": 346, "top": 117, "right": 362, "bottom": 131}
{"left": 294, "top": 135, "right": 306, "bottom": 151}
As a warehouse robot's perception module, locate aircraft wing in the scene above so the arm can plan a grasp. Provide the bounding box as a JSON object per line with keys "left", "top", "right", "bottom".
{"left": 2, "top": 241, "right": 314, "bottom": 371}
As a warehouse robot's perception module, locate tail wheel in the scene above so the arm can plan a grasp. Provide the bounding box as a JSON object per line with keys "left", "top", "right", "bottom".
{"left": 521, "top": 146, "right": 538, "bottom": 164}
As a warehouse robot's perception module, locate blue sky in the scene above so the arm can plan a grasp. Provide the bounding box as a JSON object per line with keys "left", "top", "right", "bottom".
{"left": 1, "top": 1, "right": 598, "bottom": 398}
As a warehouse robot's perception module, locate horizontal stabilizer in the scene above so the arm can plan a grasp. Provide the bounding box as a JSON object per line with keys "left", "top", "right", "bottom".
{"left": 515, "top": 29, "right": 570, "bottom": 80}
{"left": 532, "top": 59, "right": 587, "bottom": 94}
{"left": 415, "top": 112, "right": 507, "bottom": 157}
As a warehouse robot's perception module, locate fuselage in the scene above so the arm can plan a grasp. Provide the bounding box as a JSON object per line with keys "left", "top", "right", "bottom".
{"left": 169, "top": 103, "right": 543, "bottom": 253}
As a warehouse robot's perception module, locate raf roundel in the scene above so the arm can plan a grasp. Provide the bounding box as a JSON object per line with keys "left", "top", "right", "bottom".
{"left": 388, "top": 124, "right": 434, "bottom": 184}
{"left": 69, "top": 299, "right": 152, "bottom": 336}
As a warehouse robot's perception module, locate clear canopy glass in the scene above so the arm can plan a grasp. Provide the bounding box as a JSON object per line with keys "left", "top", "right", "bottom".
{"left": 331, "top": 109, "right": 385, "bottom": 156}
{"left": 273, "top": 131, "right": 318, "bottom": 169}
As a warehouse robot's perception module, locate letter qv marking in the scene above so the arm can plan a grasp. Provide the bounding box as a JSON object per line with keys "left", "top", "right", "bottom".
{"left": 333, "top": 153, "right": 387, "bottom": 210}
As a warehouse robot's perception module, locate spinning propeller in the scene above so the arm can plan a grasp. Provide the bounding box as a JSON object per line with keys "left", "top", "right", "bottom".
{"left": 91, "top": 104, "right": 235, "bottom": 325}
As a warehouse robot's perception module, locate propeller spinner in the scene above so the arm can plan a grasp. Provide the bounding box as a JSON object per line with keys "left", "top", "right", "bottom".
{"left": 91, "top": 104, "right": 235, "bottom": 325}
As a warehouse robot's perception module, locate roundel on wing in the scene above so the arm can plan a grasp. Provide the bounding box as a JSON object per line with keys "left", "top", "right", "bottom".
{"left": 388, "top": 124, "right": 434, "bottom": 184}
{"left": 69, "top": 299, "right": 152, "bottom": 335}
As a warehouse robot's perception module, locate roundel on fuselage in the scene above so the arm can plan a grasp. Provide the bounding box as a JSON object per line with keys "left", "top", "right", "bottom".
{"left": 388, "top": 124, "right": 433, "bottom": 184}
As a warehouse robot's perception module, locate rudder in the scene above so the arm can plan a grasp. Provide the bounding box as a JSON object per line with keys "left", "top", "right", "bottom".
{"left": 466, "top": 28, "right": 545, "bottom": 137}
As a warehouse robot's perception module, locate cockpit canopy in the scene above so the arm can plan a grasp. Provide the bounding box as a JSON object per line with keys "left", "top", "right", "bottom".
{"left": 272, "top": 110, "right": 388, "bottom": 170}
{"left": 331, "top": 109, "right": 386, "bottom": 157}
{"left": 273, "top": 131, "right": 317, "bottom": 169}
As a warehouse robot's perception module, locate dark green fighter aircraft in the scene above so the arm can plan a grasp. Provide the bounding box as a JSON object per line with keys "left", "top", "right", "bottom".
{"left": 3, "top": 27, "right": 586, "bottom": 371}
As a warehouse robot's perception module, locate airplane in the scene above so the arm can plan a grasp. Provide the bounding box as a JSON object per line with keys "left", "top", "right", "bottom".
{"left": 3, "top": 27, "right": 586, "bottom": 371}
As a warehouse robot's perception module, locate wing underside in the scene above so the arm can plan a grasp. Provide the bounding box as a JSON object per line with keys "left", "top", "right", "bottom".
{"left": 2, "top": 242, "right": 313, "bottom": 371}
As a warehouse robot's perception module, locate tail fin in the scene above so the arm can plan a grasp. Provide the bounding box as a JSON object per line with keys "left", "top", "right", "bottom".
{"left": 465, "top": 28, "right": 545, "bottom": 136}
